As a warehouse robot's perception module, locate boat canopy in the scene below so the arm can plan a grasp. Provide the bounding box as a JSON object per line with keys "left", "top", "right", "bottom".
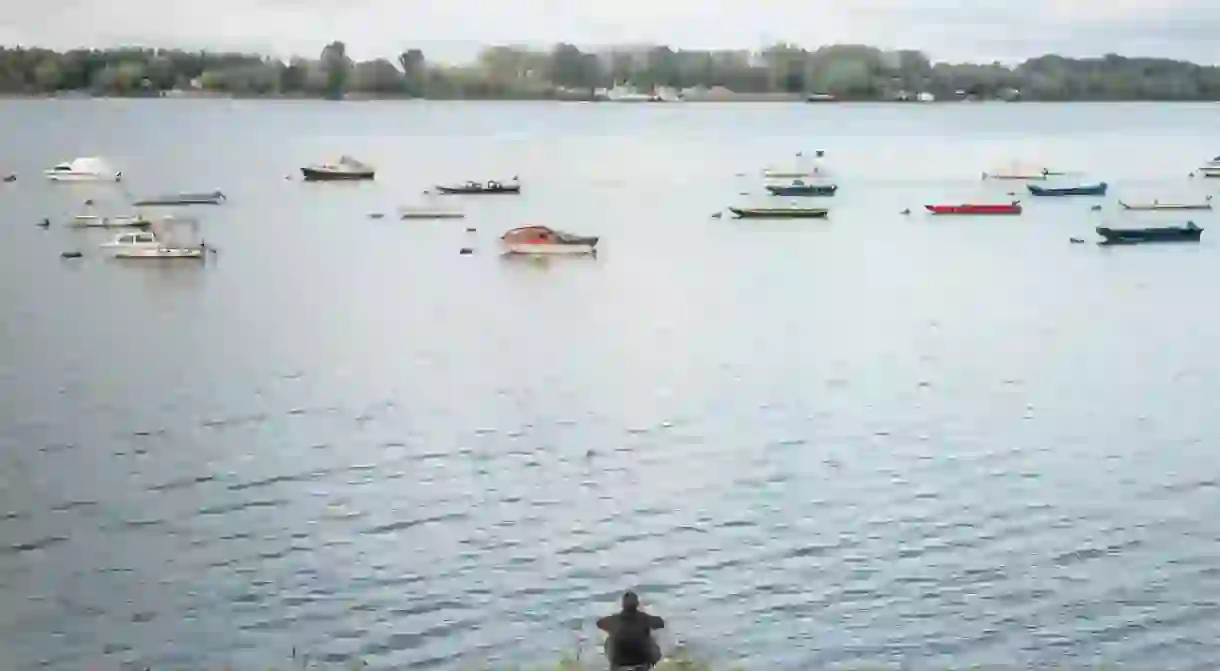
{"left": 501, "top": 225, "right": 590, "bottom": 244}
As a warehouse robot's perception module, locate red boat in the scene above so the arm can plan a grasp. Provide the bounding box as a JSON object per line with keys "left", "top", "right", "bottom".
{"left": 924, "top": 202, "right": 1022, "bottom": 215}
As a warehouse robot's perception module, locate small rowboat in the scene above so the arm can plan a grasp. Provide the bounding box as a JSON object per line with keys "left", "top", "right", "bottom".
{"left": 69, "top": 214, "right": 151, "bottom": 228}
{"left": 399, "top": 207, "right": 465, "bottom": 220}
{"left": 133, "top": 191, "right": 226, "bottom": 206}
{"left": 1120, "top": 196, "right": 1212, "bottom": 211}
{"left": 1097, "top": 221, "right": 1202, "bottom": 244}
{"left": 729, "top": 206, "right": 828, "bottom": 219}
{"left": 765, "top": 180, "right": 838, "bottom": 197}
{"left": 925, "top": 202, "right": 1022, "bottom": 215}
{"left": 1027, "top": 182, "right": 1107, "bottom": 197}
{"left": 982, "top": 170, "right": 1048, "bottom": 181}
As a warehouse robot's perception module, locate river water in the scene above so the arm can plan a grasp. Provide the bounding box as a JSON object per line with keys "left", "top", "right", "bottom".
{"left": 1, "top": 100, "right": 1219, "bottom": 670}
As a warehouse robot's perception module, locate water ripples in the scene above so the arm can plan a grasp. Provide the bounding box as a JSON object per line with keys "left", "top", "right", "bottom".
{"left": 4, "top": 102, "right": 1220, "bottom": 670}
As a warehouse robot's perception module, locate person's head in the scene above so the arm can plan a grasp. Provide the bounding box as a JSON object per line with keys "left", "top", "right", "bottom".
{"left": 621, "top": 591, "right": 639, "bottom": 612}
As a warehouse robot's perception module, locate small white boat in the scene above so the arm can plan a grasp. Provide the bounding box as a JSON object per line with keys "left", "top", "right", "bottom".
{"left": 69, "top": 213, "right": 150, "bottom": 228}
{"left": 501, "top": 225, "right": 598, "bottom": 255}
{"left": 45, "top": 157, "right": 122, "bottom": 182}
{"left": 101, "top": 218, "right": 205, "bottom": 259}
{"left": 762, "top": 151, "right": 826, "bottom": 179}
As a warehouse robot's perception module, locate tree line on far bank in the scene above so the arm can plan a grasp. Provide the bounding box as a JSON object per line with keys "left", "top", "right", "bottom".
{"left": 2, "top": 41, "right": 1219, "bottom": 101}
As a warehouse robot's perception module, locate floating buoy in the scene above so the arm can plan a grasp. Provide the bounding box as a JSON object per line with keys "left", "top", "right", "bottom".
{"left": 459, "top": 247, "right": 474, "bottom": 255}
{"left": 368, "top": 213, "right": 385, "bottom": 219}
{"left": 60, "top": 251, "right": 83, "bottom": 258}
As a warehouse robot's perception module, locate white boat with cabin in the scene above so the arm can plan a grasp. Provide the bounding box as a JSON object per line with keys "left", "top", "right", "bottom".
{"left": 45, "top": 157, "right": 122, "bottom": 182}
{"left": 101, "top": 218, "right": 206, "bottom": 258}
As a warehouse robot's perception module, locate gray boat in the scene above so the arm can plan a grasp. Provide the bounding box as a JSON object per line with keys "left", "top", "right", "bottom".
{"left": 132, "top": 190, "right": 226, "bottom": 206}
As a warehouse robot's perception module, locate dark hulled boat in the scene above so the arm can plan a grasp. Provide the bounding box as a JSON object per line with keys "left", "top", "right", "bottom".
{"left": 301, "top": 156, "right": 375, "bottom": 181}
{"left": 435, "top": 178, "right": 521, "bottom": 195}
{"left": 728, "top": 206, "right": 828, "bottom": 219}
{"left": 1096, "top": 221, "right": 1203, "bottom": 244}
{"left": 765, "top": 180, "right": 838, "bottom": 197}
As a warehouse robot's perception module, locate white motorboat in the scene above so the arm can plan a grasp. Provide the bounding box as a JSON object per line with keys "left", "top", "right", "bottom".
{"left": 501, "top": 225, "right": 598, "bottom": 255}
{"left": 301, "top": 156, "right": 375, "bottom": 181}
{"left": 45, "top": 157, "right": 122, "bottom": 182}
{"left": 101, "top": 218, "right": 205, "bottom": 259}
{"left": 762, "top": 151, "right": 826, "bottom": 179}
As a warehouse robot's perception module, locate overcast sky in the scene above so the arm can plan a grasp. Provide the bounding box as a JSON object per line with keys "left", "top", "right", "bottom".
{"left": 4, "top": 0, "right": 1219, "bottom": 64}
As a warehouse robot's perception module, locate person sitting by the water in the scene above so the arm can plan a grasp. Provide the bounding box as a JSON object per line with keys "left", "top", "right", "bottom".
{"left": 597, "top": 591, "right": 665, "bottom": 669}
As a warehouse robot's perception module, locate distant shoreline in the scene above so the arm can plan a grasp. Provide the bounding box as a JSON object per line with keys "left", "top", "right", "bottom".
{"left": 2, "top": 92, "right": 1217, "bottom": 104}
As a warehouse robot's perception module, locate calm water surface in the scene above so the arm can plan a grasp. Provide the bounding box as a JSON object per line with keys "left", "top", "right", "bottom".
{"left": 1, "top": 101, "right": 1219, "bottom": 670}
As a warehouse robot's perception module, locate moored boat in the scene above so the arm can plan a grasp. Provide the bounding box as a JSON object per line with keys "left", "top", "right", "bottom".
{"left": 765, "top": 180, "right": 838, "bottom": 197}
{"left": 1027, "top": 182, "right": 1107, "bottom": 197}
{"left": 500, "top": 225, "right": 598, "bottom": 255}
{"left": 133, "top": 190, "right": 226, "bottom": 206}
{"left": 1096, "top": 221, "right": 1202, "bottom": 244}
{"left": 301, "top": 156, "right": 375, "bottom": 181}
{"left": 1119, "top": 196, "right": 1212, "bottom": 211}
{"left": 925, "top": 202, "right": 1023, "bottom": 215}
{"left": 101, "top": 218, "right": 207, "bottom": 258}
{"left": 398, "top": 206, "right": 465, "bottom": 220}
{"left": 1197, "top": 167, "right": 1220, "bottom": 178}
{"left": 69, "top": 213, "right": 151, "bottom": 228}
{"left": 435, "top": 178, "right": 521, "bottom": 195}
{"left": 728, "top": 206, "right": 829, "bottom": 219}
{"left": 44, "top": 157, "right": 122, "bottom": 182}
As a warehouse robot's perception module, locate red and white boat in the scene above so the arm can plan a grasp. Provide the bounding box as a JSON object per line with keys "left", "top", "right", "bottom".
{"left": 924, "top": 202, "right": 1023, "bottom": 215}
{"left": 500, "top": 225, "right": 599, "bottom": 255}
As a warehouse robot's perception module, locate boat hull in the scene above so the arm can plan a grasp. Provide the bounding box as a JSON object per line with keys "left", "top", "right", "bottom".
{"left": 1027, "top": 183, "right": 1107, "bottom": 196}
{"left": 105, "top": 246, "right": 204, "bottom": 258}
{"left": 399, "top": 211, "right": 466, "bottom": 220}
{"left": 1120, "top": 201, "right": 1212, "bottom": 211}
{"left": 46, "top": 172, "right": 121, "bottom": 182}
{"left": 133, "top": 193, "right": 226, "bottom": 206}
{"left": 1096, "top": 225, "right": 1202, "bottom": 244}
{"left": 301, "top": 168, "right": 374, "bottom": 181}
{"left": 503, "top": 243, "right": 596, "bottom": 255}
{"left": 70, "top": 215, "right": 150, "bottom": 228}
{"left": 729, "top": 207, "right": 828, "bottom": 219}
{"left": 983, "top": 174, "right": 1047, "bottom": 181}
{"left": 435, "top": 185, "right": 521, "bottom": 195}
{"left": 925, "top": 204, "right": 1022, "bottom": 215}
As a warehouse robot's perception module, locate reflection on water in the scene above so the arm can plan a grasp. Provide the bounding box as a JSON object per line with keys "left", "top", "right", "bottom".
{"left": 1, "top": 100, "right": 1219, "bottom": 670}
